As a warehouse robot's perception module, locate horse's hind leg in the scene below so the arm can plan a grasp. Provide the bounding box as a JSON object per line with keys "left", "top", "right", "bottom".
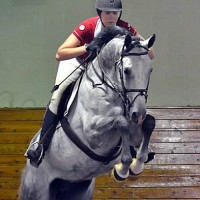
{"left": 130, "top": 114, "right": 155, "bottom": 175}
{"left": 71, "top": 179, "right": 95, "bottom": 200}
{"left": 19, "top": 165, "right": 50, "bottom": 200}
{"left": 50, "top": 178, "right": 95, "bottom": 200}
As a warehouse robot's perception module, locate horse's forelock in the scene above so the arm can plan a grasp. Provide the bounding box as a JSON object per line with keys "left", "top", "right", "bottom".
{"left": 93, "top": 26, "right": 141, "bottom": 66}
{"left": 91, "top": 26, "right": 130, "bottom": 51}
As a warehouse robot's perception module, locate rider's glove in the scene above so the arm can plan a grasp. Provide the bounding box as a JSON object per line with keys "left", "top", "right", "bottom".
{"left": 85, "top": 42, "right": 101, "bottom": 53}
{"left": 85, "top": 42, "right": 100, "bottom": 63}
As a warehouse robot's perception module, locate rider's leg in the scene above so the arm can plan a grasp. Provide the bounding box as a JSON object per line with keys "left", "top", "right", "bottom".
{"left": 26, "top": 58, "right": 85, "bottom": 167}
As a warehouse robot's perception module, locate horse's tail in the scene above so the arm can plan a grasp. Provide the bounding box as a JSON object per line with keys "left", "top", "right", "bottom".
{"left": 18, "top": 166, "right": 35, "bottom": 200}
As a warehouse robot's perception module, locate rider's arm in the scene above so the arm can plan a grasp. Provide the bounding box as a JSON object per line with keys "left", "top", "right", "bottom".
{"left": 56, "top": 33, "right": 87, "bottom": 61}
{"left": 136, "top": 33, "right": 155, "bottom": 60}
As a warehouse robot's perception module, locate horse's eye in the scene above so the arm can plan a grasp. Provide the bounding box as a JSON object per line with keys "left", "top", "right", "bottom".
{"left": 124, "top": 68, "right": 131, "bottom": 75}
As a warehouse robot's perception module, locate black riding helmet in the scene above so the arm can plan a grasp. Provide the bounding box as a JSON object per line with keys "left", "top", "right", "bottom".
{"left": 95, "top": 0, "right": 123, "bottom": 25}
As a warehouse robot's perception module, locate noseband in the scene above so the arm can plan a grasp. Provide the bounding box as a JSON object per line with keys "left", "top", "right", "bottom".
{"left": 93, "top": 40, "right": 150, "bottom": 117}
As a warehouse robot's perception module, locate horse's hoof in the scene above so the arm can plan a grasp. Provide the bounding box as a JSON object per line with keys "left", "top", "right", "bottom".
{"left": 144, "top": 152, "right": 156, "bottom": 163}
{"left": 129, "top": 168, "right": 142, "bottom": 177}
{"left": 111, "top": 168, "right": 127, "bottom": 182}
{"left": 129, "top": 158, "right": 144, "bottom": 176}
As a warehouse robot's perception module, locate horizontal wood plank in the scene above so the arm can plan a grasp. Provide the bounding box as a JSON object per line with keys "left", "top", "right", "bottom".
{"left": 0, "top": 132, "right": 35, "bottom": 144}
{"left": 0, "top": 108, "right": 44, "bottom": 121}
{"left": 1, "top": 130, "right": 200, "bottom": 144}
{"left": 0, "top": 189, "right": 18, "bottom": 200}
{"left": 149, "top": 142, "right": 200, "bottom": 154}
{"left": 3, "top": 187, "right": 198, "bottom": 200}
{"left": 147, "top": 107, "right": 200, "bottom": 120}
{"left": 1, "top": 175, "right": 200, "bottom": 190}
{"left": 1, "top": 107, "right": 200, "bottom": 121}
{"left": 149, "top": 154, "right": 200, "bottom": 165}
{"left": 0, "top": 155, "right": 26, "bottom": 165}
{"left": 93, "top": 187, "right": 200, "bottom": 199}
{"left": 0, "top": 121, "right": 41, "bottom": 132}
{"left": 0, "top": 144, "right": 28, "bottom": 155}
{"left": 96, "top": 176, "right": 200, "bottom": 188}
{"left": 155, "top": 119, "right": 200, "bottom": 130}
{"left": 0, "top": 165, "right": 24, "bottom": 178}
{"left": 0, "top": 178, "right": 20, "bottom": 189}
{"left": 95, "top": 199, "right": 200, "bottom": 200}
{"left": 0, "top": 143, "right": 199, "bottom": 155}
{"left": 1, "top": 164, "right": 199, "bottom": 179}
{"left": 1, "top": 119, "right": 200, "bottom": 133}
{"left": 151, "top": 130, "right": 200, "bottom": 143}
{"left": 1, "top": 164, "right": 199, "bottom": 178}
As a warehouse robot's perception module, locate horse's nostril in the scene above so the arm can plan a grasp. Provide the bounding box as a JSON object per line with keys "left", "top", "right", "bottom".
{"left": 132, "top": 112, "right": 144, "bottom": 124}
{"left": 132, "top": 112, "right": 138, "bottom": 123}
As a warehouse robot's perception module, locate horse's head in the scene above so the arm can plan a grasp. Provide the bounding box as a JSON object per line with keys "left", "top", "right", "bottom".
{"left": 121, "top": 34, "right": 156, "bottom": 124}
{"left": 97, "top": 28, "right": 156, "bottom": 125}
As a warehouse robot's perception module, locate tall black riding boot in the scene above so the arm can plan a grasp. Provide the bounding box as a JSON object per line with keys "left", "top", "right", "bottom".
{"left": 26, "top": 108, "right": 58, "bottom": 167}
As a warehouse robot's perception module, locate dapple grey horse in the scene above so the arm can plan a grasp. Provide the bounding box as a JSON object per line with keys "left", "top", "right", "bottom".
{"left": 19, "top": 27, "right": 156, "bottom": 200}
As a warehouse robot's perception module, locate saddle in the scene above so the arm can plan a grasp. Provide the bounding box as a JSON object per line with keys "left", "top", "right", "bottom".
{"left": 57, "top": 76, "right": 82, "bottom": 120}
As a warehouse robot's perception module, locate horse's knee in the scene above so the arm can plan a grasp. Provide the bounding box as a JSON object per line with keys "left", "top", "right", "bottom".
{"left": 142, "top": 114, "right": 155, "bottom": 134}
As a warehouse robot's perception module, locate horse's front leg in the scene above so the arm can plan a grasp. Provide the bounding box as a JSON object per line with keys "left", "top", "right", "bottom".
{"left": 130, "top": 114, "right": 155, "bottom": 175}
{"left": 113, "top": 128, "right": 132, "bottom": 181}
{"left": 85, "top": 115, "right": 127, "bottom": 149}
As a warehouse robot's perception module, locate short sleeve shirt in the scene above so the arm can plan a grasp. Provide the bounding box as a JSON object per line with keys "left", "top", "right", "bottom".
{"left": 73, "top": 16, "right": 138, "bottom": 59}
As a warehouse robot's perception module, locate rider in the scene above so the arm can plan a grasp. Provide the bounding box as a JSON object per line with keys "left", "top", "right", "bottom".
{"left": 26, "top": 0, "right": 155, "bottom": 167}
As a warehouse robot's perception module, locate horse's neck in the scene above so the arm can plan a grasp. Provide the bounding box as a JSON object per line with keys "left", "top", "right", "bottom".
{"left": 82, "top": 60, "right": 121, "bottom": 111}
{"left": 67, "top": 62, "right": 123, "bottom": 152}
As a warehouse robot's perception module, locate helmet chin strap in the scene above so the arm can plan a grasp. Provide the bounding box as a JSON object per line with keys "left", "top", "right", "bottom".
{"left": 117, "top": 11, "right": 122, "bottom": 24}
{"left": 101, "top": 19, "right": 106, "bottom": 28}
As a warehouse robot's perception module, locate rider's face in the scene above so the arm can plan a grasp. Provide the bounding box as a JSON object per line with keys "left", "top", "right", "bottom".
{"left": 101, "top": 11, "right": 120, "bottom": 27}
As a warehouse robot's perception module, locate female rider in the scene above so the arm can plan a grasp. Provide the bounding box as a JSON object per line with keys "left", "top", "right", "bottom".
{"left": 26, "top": 0, "right": 154, "bottom": 167}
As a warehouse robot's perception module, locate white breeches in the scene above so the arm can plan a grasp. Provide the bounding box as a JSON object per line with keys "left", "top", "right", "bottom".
{"left": 49, "top": 58, "right": 85, "bottom": 114}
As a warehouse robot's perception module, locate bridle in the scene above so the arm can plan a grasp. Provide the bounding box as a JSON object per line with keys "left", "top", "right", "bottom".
{"left": 89, "top": 39, "right": 150, "bottom": 117}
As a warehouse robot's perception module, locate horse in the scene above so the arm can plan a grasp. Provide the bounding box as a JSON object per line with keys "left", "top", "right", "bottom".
{"left": 19, "top": 26, "right": 156, "bottom": 200}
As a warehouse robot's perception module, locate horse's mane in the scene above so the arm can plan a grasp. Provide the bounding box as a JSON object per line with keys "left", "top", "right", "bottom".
{"left": 88, "top": 26, "right": 133, "bottom": 55}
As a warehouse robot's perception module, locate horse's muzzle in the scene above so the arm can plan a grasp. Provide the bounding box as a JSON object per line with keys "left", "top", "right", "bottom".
{"left": 131, "top": 110, "right": 146, "bottom": 125}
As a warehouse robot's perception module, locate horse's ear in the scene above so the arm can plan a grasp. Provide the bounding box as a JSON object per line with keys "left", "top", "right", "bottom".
{"left": 140, "top": 34, "right": 156, "bottom": 48}
{"left": 124, "top": 34, "right": 132, "bottom": 49}
{"left": 148, "top": 34, "right": 156, "bottom": 48}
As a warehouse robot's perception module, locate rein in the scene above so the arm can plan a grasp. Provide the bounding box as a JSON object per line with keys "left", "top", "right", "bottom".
{"left": 61, "top": 117, "right": 122, "bottom": 164}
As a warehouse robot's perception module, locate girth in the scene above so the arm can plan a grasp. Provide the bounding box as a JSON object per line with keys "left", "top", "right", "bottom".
{"left": 61, "top": 117, "right": 122, "bottom": 164}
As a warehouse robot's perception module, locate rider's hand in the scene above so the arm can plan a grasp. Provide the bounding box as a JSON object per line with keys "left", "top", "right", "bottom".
{"left": 85, "top": 42, "right": 100, "bottom": 63}
{"left": 85, "top": 42, "right": 100, "bottom": 54}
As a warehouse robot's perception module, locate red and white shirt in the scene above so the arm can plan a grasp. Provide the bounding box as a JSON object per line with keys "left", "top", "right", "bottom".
{"left": 73, "top": 16, "right": 138, "bottom": 59}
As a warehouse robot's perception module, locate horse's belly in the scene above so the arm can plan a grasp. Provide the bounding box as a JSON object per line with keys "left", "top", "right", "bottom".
{"left": 45, "top": 150, "right": 117, "bottom": 181}
{"left": 46, "top": 127, "right": 120, "bottom": 181}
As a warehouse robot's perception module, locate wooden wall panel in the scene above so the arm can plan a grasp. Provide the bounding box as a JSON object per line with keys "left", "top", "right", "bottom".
{"left": 0, "top": 108, "right": 199, "bottom": 199}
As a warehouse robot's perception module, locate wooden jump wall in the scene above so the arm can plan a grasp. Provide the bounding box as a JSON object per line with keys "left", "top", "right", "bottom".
{"left": 0, "top": 107, "right": 200, "bottom": 199}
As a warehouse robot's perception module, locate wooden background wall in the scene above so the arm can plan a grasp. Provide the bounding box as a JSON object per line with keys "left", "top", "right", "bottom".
{"left": 0, "top": 108, "right": 200, "bottom": 199}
